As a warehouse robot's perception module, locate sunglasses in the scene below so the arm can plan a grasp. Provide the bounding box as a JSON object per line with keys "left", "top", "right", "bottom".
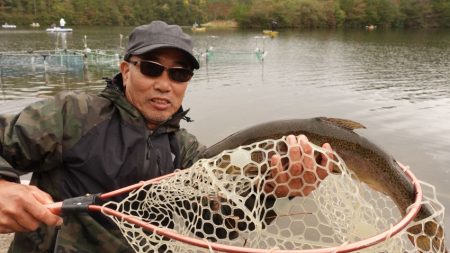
{"left": 128, "top": 60, "right": 194, "bottom": 83}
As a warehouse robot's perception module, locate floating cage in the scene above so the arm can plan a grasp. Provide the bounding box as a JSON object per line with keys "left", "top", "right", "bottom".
{"left": 81, "top": 49, "right": 121, "bottom": 68}
{"left": 0, "top": 49, "right": 84, "bottom": 69}
{"left": 0, "top": 49, "right": 122, "bottom": 71}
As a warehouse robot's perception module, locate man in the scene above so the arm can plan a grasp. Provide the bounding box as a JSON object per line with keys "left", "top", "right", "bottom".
{"left": 0, "top": 21, "right": 333, "bottom": 252}
{"left": 59, "top": 18, "right": 66, "bottom": 28}
{"left": 271, "top": 19, "right": 278, "bottom": 31}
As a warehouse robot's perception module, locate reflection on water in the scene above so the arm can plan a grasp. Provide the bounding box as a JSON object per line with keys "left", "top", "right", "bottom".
{"left": 1, "top": 27, "right": 450, "bottom": 236}
{"left": 0, "top": 64, "right": 116, "bottom": 99}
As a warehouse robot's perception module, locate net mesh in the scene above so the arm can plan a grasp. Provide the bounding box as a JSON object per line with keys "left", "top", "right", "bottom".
{"left": 83, "top": 49, "right": 121, "bottom": 67}
{"left": 0, "top": 50, "right": 85, "bottom": 67}
{"left": 103, "top": 136, "right": 446, "bottom": 252}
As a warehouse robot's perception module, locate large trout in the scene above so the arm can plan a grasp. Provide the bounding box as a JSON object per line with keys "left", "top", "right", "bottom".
{"left": 199, "top": 117, "right": 446, "bottom": 252}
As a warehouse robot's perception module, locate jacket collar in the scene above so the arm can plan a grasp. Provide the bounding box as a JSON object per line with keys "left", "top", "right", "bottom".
{"left": 101, "top": 73, "right": 192, "bottom": 133}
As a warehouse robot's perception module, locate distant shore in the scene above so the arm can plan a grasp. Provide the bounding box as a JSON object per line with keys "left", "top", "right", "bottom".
{"left": 201, "top": 20, "right": 238, "bottom": 28}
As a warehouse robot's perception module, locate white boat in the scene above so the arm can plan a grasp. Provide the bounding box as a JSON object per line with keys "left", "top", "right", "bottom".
{"left": 46, "top": 27, "right": 73, "bottom": 32}
{"left": 2, "top": 23, "right": 16, "bottom": 29}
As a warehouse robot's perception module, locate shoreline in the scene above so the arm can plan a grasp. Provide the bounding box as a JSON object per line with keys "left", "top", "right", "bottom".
{"left": 201, "top": 20, "right": 238, "bottom": 28}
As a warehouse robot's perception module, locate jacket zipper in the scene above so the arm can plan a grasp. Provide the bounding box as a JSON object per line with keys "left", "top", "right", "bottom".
{"left": 145, "top": 131, "right": 161, "bottom": 175}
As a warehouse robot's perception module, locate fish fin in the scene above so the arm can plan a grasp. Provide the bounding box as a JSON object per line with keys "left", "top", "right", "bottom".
{"left": 320, "top": 117, "right": 366, "bottom": 131}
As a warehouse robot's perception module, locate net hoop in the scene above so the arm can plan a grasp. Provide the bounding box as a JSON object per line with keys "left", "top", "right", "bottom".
{"left": 98, "top": 162, "right": 424, "bottom": 253}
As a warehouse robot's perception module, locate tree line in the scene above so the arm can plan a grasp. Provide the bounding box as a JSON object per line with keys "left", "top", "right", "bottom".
{"left": 1, "top": 0, "right": 449, "bottom": 29}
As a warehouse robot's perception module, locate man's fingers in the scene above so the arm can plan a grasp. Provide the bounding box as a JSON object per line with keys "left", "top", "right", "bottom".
{"left": 269, "top": 154, "right": 291, "bottom": 197}
{"left": 299, "top": 135, "right": 314, "bottom": 169}
{"left": 268, "top": 136, "right": 335, "bottom": 198}
{"left": 301, "top": 186, "right": 316, "bottom": 196}
{"left": 0, "top": 212, "right": 29, "bottom": 232}
{"left": 23, "top": 198, "right": 62, "bottom": 227}
{"left": 287, "top": 135, "right": 301, "bottom": 162}
{"left": 0, "top": 227, "right": 13, "bottom": 234}
{"left": 13, "top": 211, "right": 42, "bottom": 231}
{"left": 317, "top": 143, "right": 333, "bottom": 180}
{"left": 27, "top": 185, "right": 63, "bottom": 226}
{"left": 270, "top": 154, "right": 288, "bottom": 182}
{"left": 0, "top": 200, "right": 39, "bottom": 232}
{"left": 320, "top": 143, "right": 333, "bottom": 166}
{"left": 270, "top": 154, "right": 280, "bottom": 179}
{"left": 29, "top": 186, "right": 54, "bottom": 205}
{"left": 0, "top": 181, "right": 63, "bottom": 233}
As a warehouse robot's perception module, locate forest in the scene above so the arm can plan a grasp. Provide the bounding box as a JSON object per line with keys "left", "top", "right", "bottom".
{"left": 1, "top": 0, "right": 449, "bottom": 29}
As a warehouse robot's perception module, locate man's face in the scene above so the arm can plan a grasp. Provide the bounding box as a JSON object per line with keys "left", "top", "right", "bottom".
{"left": 120, "top": 48, "right": 191, "bottom": 129}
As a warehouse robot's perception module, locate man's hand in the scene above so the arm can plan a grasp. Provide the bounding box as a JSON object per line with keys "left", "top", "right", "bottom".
{"left": 265, "top": 135, "right": 334, "bottom": 197}
{"left": 0, "top": 179, "right": 63, "bottom": 234}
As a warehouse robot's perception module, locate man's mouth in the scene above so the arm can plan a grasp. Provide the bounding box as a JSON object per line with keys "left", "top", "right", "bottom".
{"left": 151, "top": 98, "right": 170, "bottom": 104}
{"left": 150, "top": 98, "right": 171, "bottom": 110}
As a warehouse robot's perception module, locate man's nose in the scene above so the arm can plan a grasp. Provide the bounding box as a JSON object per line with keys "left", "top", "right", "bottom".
{"left": 153, "top": 70, "right": 172, "bottom": 91}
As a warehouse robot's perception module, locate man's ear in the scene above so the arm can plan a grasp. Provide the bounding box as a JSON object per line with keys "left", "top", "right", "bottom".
{"left": 120, "top": 61, "right": 130, "bottom": 87}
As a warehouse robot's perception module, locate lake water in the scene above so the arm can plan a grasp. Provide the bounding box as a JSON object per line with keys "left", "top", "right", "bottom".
{"left": 1, "top": 26, "right": 450, "bottom": 245}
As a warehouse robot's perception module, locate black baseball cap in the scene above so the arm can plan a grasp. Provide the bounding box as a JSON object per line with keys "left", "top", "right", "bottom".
{"left": 124, "top": 20, "right": 200, "bottom": 69}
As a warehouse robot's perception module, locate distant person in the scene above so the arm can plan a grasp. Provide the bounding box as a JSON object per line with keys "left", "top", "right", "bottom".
{"left": 0, "top": 20, "right": 333, "bottom": 252}
{"left": 271, "top": 20, "right": 278, "bottom": 31}
{"left": 59, "top": 18, "right": 66, "bottom": 28}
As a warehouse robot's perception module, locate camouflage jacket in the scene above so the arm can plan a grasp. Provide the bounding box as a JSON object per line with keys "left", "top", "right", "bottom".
{"left": 0, "top": 74, "right": 205, "bottom": 253}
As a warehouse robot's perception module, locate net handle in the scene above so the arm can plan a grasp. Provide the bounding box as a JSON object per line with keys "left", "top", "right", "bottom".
{"left": 96, "top": 163, "right": 422, "bottom": 253}
{"left": 46, "top": 171, "right": 177, "bottom": 215}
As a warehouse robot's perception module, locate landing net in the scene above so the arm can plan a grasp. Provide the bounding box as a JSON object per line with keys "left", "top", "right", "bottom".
{"left": 103, "top": 136, "right": 446, "bottom": 252}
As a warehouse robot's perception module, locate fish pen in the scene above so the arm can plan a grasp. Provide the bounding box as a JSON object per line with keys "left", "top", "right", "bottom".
{"left": 207, "top": 48, "right": 266, "bottom": 61}
{"left": 0, "top": 49, "right": 85, "bottom": 70}
{"left": 79, "top": 34, "right": 123, "bottom": 68}
{"left": 80, "top": 49, "right": 121, "bottom": 68}
{"left": 0, "top": 49, "right": 122, "bottom": 71}
{"left": 195, "top": 35, "right": 269, "bottom": 63}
